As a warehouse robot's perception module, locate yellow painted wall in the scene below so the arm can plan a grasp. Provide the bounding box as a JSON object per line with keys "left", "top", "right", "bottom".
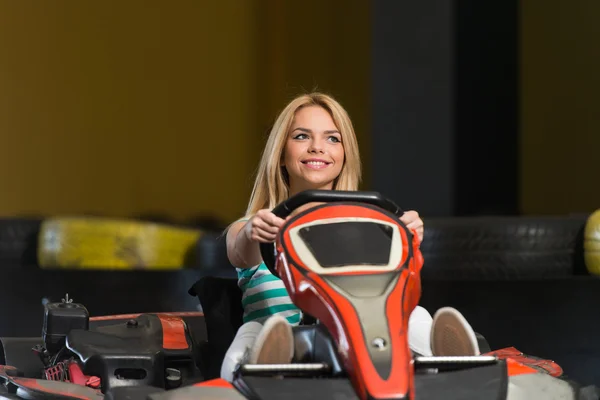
{"left": 254, "top": 0, "right": 372, "bottom": 190}
{"left": 0, "top": 1, "right": 261, "bottom": 222}
{"left": 521, "top": 1, "right": 600, "bottom": 214}
{"left": 0, "top": 1, "right": 371, "bottom": 223}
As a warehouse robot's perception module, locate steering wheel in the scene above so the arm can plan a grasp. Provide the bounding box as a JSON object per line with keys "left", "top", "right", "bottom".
{"left": 259, "top": 190, "right": 404, "bottom": 277}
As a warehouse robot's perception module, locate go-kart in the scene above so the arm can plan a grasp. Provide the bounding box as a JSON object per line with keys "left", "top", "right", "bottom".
{"left": 0, "top": 190, "right": 598, "bottom": 400}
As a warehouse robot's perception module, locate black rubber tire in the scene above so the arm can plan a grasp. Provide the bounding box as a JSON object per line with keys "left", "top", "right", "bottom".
{"left": 0, "top": 337, "right": 45, "bottom": 378}
{"left": 193, "top": 233, "right": 237, "bottom": 278}
{"left": 419, "top": 215, "right": 589, "bottom": 280}
{"left": 0, "top": 218, "right": 42, "bottom": 268}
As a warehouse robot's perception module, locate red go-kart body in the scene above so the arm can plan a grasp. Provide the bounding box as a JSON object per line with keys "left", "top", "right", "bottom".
{"left": 270, "top": 199, "right": 423, "bottom": 399}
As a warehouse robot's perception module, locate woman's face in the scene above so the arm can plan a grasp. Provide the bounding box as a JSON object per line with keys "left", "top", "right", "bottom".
{"left": 282, "top": 105, "right": 345, "bottom": 195}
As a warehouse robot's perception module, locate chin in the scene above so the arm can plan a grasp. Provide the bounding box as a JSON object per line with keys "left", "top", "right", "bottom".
{"left": 288, "top": 170, "right": 339, "bottom": 192}
{"left": 306, "top": 179, "right": 336, "bottom": 190}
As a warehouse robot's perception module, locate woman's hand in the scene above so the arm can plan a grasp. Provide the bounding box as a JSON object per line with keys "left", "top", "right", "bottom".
{"left": 400, "top": 210, "right": 424, "bottom": 243}
{"left": 244, "top": 209, "right": 287, "bottom": 243}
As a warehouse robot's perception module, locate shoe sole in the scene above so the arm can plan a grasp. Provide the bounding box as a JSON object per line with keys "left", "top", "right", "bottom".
{"left": 250, "top": 316, "right": 294, "bottom": 365}
{"left": 431, "top": 307, "right": 480, "bottom": 357}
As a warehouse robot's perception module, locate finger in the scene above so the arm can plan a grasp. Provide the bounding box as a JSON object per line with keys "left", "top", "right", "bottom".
{"left": 258, "top": 231, "right": 278, "bottom": 242}
{"left": 416, "top": 227, "right": 424, "bottom": 243}
{"left": 262, "top": 211, "right": 286, "bottom": 228}
{"left": 251, "top": 231, "right": 277, "bottom": 243}
{"left": 407, "top": 225, "right": 422, "bottom": 236}
{"left": 256, "top": 210, "right": 285, "bottom": 227}
{"left": 253, "top": 219, "right": 281, "bottom": 235}
{"left": 406, "top": 220, "right": 423, "bottom": 230}
{"left": 400, "top": 210, "right": 418, "bottom": 224}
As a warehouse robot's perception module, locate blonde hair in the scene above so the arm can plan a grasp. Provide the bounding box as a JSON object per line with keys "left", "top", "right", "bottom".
{"left": 243, "top": 92, "right": 362, "bottom": 219}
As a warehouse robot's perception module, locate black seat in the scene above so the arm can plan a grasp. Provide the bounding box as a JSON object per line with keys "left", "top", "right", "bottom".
{"left": 189, "top": 276, "right": 244, "bottom": 380}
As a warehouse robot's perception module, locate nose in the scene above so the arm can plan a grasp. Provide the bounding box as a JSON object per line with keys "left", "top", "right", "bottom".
{"left": 308, "top": 137, "right": 325, "bottom": 154}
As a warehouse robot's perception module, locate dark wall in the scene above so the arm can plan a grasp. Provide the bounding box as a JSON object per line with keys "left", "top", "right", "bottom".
{"left": 370, "top": 1, "right": 455, "bottom": 216}
{"left": 371, "top": 1, "right": 519, "bottom": 217}
{"left": 454, "top": 0, "right": 519, "bottom": 216}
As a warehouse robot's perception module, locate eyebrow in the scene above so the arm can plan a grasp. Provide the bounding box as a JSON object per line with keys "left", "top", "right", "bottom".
{"left": 291, "top": 127, "right": 341, "bottom": 135}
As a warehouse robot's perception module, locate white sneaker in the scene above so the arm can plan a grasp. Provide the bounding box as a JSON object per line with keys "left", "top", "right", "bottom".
{"left": 430, "top": 307, "right": 480, "bottom": 357}
{"left": 248, "top": 315, "right": 295, "bottom": 364}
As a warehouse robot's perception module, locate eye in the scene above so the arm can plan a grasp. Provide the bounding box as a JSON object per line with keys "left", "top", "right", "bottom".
{"left": 328, "top": 136, "right": 341, "bottom": 143}
{"left": 293, "top": 133, "right": 309, "bottom": 140}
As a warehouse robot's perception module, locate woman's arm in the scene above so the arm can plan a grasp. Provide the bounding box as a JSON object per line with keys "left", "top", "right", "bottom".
{"left": 226, "top": 210, "right": 287, "bottom": 269}
{"left": 226, "top": 220, "right": 262, "bottom": 269}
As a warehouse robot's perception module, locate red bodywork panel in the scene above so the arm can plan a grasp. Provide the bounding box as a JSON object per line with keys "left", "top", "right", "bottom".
{"left": 486, "top": 347, "right": 563, "bottom": 377}
{"left": 89, "top": 311, "right": 204, "bottom": 321}
{"left": 157, "top": 315, "right": 190, "bottom": 350}
{"left": 276, "top": 204, "right": 424, "bottom": 400}
{"left": 194, "top": 378, "right": 235, "bottom": 389}
{"left": 8, "top": 376, "right": 103, "bottom": 400}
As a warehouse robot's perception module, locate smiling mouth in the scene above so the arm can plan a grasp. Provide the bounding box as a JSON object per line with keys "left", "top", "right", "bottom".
{"left": 301, "top": 160, "right": 332, "bottom": 169}
{"left": 302, "top": 160, "right": 330, "bottom": 166}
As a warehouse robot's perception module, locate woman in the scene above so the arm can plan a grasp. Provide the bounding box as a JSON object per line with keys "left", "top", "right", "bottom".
{"left": 221, "top": 92, "right": 479, "bottom": 381}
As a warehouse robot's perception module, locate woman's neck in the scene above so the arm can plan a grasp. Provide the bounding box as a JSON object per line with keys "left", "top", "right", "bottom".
{"left": 289, "top": 182, "right": 334, "bottom": 197}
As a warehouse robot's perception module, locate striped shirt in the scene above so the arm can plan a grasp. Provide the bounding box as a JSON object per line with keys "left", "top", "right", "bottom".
{"left": 237, "top": 262, "right": 302, "bottom": 325}
{"left": 233, "top": 218, "right": 302, "bottom": 325}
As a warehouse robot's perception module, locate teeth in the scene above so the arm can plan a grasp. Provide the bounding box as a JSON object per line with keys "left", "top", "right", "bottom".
{"left": 306, "top": 161, "right": 326, "bottom": 165}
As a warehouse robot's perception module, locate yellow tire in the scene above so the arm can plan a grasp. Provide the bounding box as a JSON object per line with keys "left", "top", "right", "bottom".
{"left": 584, "top": 209, "right": 600, "bottom": 275}
{"left": 38, "top": 217, "right": 203, "bottom": 270}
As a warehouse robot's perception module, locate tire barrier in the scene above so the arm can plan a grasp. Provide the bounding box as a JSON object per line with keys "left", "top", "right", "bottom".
{"left": 37, "top": 217, "right": 202, "bottom": 270}
{"left": 419, "top": 215, "right": 589, "bottom": 280}
{"left": 584, "top": 209, "right": 600, "bottom": 275}
{"left": 0, "top": 218, "right": 42, "bottom": 267}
